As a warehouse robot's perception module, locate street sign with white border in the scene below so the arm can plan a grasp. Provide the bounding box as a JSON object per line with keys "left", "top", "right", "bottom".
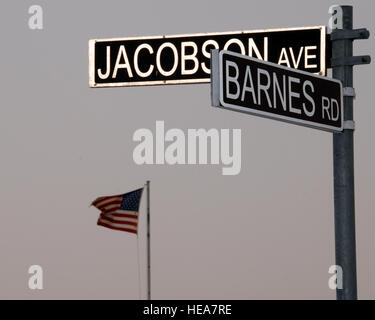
{"left": 211, "top": 50, "right": 343, "bottom": 132}
{"left": 89, "top": 26, "right": 327, "bottom": 87}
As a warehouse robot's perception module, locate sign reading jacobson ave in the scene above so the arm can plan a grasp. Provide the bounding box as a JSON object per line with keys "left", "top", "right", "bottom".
{"left": 89, "top": 26, "right": 326, "bottom": 87}
{"left": 211, "top": 50, "right": 343, "bottom": 132}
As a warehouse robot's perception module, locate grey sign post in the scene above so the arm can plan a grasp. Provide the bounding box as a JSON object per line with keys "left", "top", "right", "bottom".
{"left": 331, "top": 5, "right": 370, "bottom": 300}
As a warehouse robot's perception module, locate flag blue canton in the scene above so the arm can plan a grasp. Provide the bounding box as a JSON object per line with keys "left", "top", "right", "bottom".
{"left": 120, "top": 188, "right": 143, "bottom": 211}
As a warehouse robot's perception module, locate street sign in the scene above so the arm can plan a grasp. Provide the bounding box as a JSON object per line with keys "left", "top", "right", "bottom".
{"left": 211, "top": 50, "right": 343, "bottom": 132}
{"left": 89, "top": 26, "right": 327, "bottom": 87}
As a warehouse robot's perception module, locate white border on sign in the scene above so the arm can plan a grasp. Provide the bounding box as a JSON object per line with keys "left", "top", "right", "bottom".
{"left": 88, "top": 26, "right": 327, "bottom": 88}
{"left": 218, "top": 50, "right": 343, "bottom": 133}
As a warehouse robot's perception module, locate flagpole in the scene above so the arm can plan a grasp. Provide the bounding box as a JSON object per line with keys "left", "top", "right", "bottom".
{"left": 146, "top": 180, "right": 151, "bottom": 300}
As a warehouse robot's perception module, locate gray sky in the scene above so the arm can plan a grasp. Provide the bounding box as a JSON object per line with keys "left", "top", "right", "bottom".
{"left": 0, "top": 0, "right": 374, "bottom": 299}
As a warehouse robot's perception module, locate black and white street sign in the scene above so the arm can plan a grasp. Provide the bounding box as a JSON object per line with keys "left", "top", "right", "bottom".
{"left": 211, "top": 50, "right": 343, "bottom": 132}
{"left": 89, "top": 26, "right": 326, "bottom": 87}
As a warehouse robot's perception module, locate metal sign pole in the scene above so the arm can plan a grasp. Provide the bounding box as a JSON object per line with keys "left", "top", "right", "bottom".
{"left": 146, "top": 180, "right": 151, "bottom": 300}
{"left": 331, "top": 5, "right": 370, "bottom": 300}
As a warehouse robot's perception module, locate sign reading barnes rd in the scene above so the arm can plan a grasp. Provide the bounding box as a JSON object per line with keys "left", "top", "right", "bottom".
{"left": 89, "top": 26, "right": 326, "bottom": 87}
{"left": 211, "top": 50, "right": 343, "bottom": 132}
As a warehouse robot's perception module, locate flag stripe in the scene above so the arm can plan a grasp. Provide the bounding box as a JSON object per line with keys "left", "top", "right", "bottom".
{"left": 99, "top": 203, "right": 121, "bottom": 212}
{"left": 114, "top": 209, "right": 138, "bottom": 215}
{"left": 97, "top": 218, "right": 138, "bottom": 230}
{"left": 104, "top": 210, "right": 138, "bottom": 217}
{"left": 99, "top": 215, "right": 138, "bottom": 225}
{"left": 97, "top": 221, "right": 137, "bottom": 234}
{"left": 92, "top": 195, "right": 123, "bottom": 206}
{"left": 104, "top": 213, "right": 138, "bottom": 221}
{"left": 95, "top": 198, "right": 122, "bottom": 208}
{"left": 92, "top": 197, "right": 111, "bottom": 206}
{"left": 106, "top": 213, "right": 138, "bottom": 220}
{"left": 99, "top": 218, "right": 137, "bottom": 228}
{"left": 96, "top": 200, "right": 122, "bottom": 210}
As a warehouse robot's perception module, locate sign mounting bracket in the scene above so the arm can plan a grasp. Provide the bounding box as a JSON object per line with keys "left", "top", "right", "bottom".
{"left": 331, "top": 55, "right": 371, "bottom": 67}
{"left": 330, "top": 28, "right": 370, "bottom": 41}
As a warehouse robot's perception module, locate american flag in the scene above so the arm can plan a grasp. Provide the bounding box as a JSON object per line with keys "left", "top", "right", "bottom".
{"left": 91, "top": 188, "right": 144, "bottom": 234}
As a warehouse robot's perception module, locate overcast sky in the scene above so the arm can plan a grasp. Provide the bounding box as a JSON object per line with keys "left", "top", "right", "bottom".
{"left": 0, "top": 0, "right": 374, "bottom": 299}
